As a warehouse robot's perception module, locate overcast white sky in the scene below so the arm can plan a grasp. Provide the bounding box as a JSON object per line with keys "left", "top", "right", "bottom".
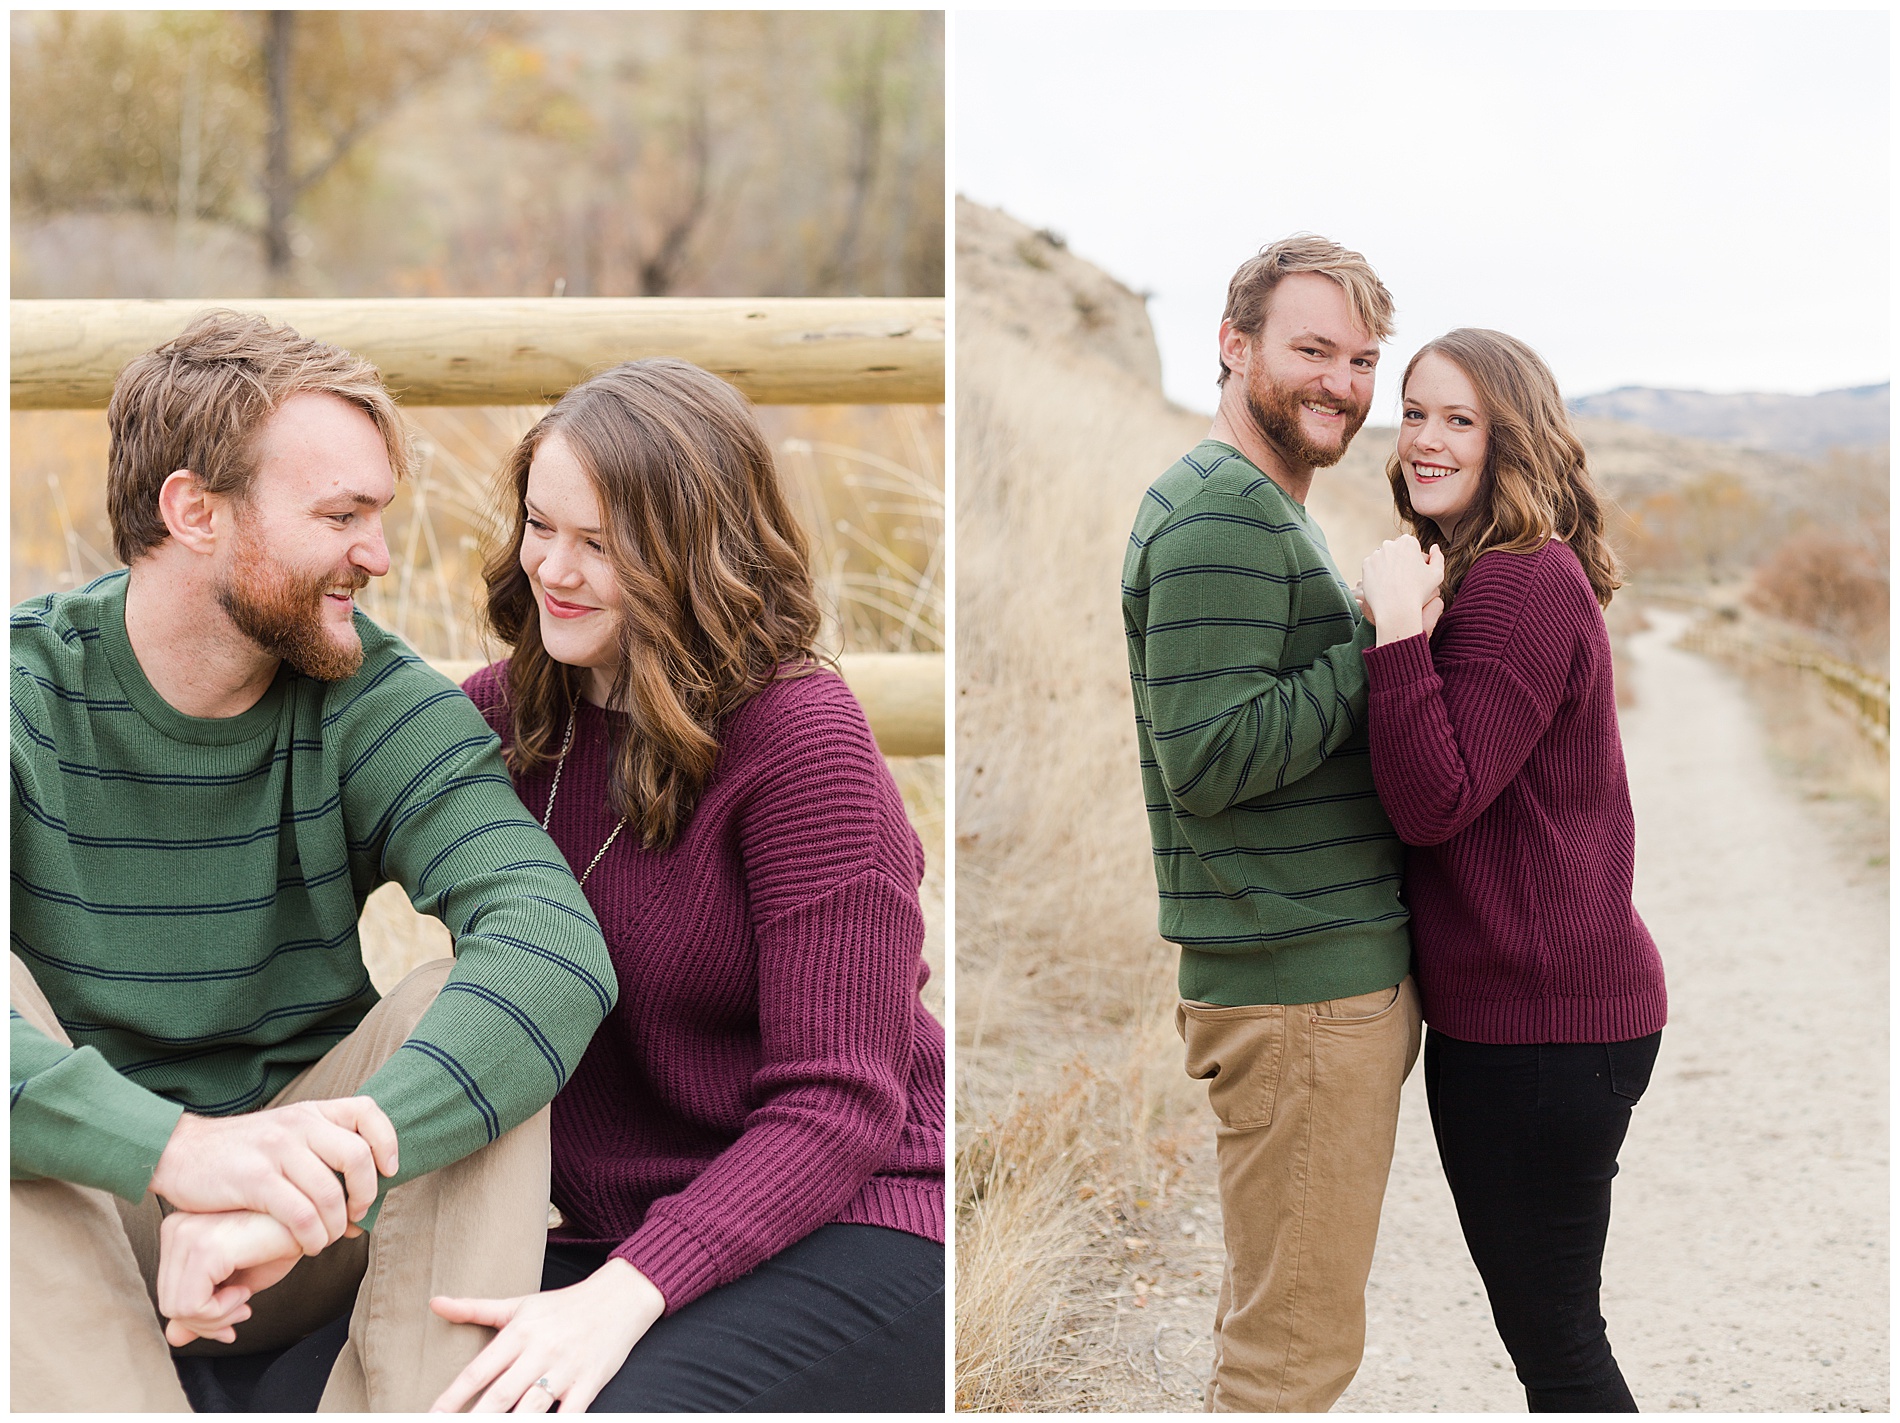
{"left": 955, "top": 9, "right": 1890, "bottom": 418}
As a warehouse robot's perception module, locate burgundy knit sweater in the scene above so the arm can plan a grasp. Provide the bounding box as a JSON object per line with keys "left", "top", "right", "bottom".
{"left": 464, "top": 662, "right": 945, "bottom": 1313}
{"left": 1361, "top": 541, "right": 1666, "bottom": 1045}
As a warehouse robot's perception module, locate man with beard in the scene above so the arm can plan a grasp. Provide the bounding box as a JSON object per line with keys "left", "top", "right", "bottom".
{"left": 1122, "top": 238, "right": 1428, "bottom": 1411}
{"left": 10, "top": 311, "right": 616, "bottom": 1410}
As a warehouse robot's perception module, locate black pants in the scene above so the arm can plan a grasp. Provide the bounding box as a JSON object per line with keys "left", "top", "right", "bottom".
{"left": 1424, "top": 1027, "right": 1661, "bottom": 1414}
{"left": 205, "top": 1223, "right": 942, "bottom": 1412}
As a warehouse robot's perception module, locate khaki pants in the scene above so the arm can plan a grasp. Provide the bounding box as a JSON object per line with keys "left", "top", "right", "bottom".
{"left": 1178, "top": 975, "right": 1422, "bottom": 1412}
{"left": 10, "top": 953, "right": 550, "bottom": 1412}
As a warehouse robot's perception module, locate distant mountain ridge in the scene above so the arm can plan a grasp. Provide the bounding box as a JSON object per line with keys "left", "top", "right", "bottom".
{"left": 1566, "top": 383, "right": 1888, "bottom": 456}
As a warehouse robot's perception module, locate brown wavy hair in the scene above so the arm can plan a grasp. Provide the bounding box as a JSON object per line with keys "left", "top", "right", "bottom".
{"left": 483, "top": 358, "right": 824, "bottom": 850}
{"left": 1386, "top": 329, "right": 1622, "bottom": 608}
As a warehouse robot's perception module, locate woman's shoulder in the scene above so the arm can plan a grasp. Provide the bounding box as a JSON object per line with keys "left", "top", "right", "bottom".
{"left": 1463, "top": 540, "right": 1595, "bottom": 613}
{"left": 1448, "top": 542, "right": 1600, "bottom": 660}
{"left": 717, "top": 663, "right": 883, "bottom": 784}
{"left": 459, "top": 659, "right": 513, "bottom": 738}
{"left": 720, "top": 663, "right": 921, "bottom": 884}
{"left": 732, "top": 662, "right": 876, "bottom": 742}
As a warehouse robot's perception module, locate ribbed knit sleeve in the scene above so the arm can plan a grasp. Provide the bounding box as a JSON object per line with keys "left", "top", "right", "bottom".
{"left": 466, "top": 663, "right": 941, "bottom": 1315}
{"left": 610, "top": 679, "right": 925, "bottom": 1311}
{"left": 1361, "top": 544, "right": 1667, "bottom": 1044}
{"left": 1360, "top": 581, "right": 1575, "bottom": 848}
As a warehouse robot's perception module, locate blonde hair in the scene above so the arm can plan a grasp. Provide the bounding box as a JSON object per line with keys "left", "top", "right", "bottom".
{"left": 106, "top": 310, "right": 411, "bottom": 565}
{"left": 1387, "top": 328, "right": 1622, "bottom": 607}
{"left": 1218, "top": 233, "right": 1394, "bottom": 386}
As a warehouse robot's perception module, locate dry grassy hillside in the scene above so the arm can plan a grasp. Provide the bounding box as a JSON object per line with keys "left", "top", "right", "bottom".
{"left": 954, "top": 198, "right": 1401, "bottom": 1410}
{"left": 956, "top": 196, "right": 1398, "bottom": 1034}
{"left": 953, "top": 197, "right": 1886, "bottom": 1409}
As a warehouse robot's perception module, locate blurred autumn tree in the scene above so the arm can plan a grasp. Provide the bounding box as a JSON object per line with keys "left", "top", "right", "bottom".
{"left": 12, "top": 10, "right": 945, "bottom": 654}
{"left": 1613, "top": 470, "right": 1772, "bottom": 582}
{"left": 12, "top": 9, "right": 944, "bottom": 299}
{"left": 1607, "top": 448, "right": 1890, "bottom": 670}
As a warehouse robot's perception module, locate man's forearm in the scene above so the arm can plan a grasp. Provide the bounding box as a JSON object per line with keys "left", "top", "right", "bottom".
{"left": 1145, "top": 619, "right": 1375, "bottom": 816}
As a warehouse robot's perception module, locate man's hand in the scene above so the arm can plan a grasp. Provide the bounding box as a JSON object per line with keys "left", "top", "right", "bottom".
{"left": 1357, "top": 581, "right": 1444, "bottom": 638}
{"left": 157, "top": 1209, "right": 305, "bottom": 1346}
{"left": 148, "top": 1098, "right": 399, "bottom": 1258}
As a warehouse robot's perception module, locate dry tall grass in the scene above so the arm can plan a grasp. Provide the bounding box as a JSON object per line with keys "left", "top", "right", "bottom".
{"left": 10, "top": 401, "right": 945, "bottom": 1001}
{"left": 953, "top": 280, "right": 1399, "bottom": 1405}
{"left": 955, "top": 199, "right": 1886, "bottom": 1411}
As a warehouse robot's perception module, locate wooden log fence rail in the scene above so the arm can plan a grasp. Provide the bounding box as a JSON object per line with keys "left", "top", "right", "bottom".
{"left": 11, "top": 297, "right": 944, "bottom": 409}
{"left": 1678, "top": 619, "right": 1889, "bottom": 756}
{"left": 12, "top": 297, "right": 945, "bottom": 756}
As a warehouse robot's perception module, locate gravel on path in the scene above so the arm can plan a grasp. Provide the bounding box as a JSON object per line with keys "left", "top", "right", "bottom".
{"left": 1032, "top": 608, "right": 1888, "bottom": 1414}
{"left": 1335, "top": 608, "right": 1890, "bottom": 1412}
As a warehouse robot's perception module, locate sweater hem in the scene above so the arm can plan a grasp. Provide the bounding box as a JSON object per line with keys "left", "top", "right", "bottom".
{"left": 834, "top": 1175, "right": 945, "bottom": 1244}
{"left": 1179, "top": 931, "right": 1411, "bottom": 1008}
{"left": 1421, "top": 989, "right": 1668, "bottom": 1045}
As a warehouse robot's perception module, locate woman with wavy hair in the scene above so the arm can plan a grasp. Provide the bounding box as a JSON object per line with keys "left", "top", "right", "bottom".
{"left": 414, "top": 358, "right": 947, "bottom": 1412}
{"left": 1355, "top": 330, "right": 1666, "bottom": 1412}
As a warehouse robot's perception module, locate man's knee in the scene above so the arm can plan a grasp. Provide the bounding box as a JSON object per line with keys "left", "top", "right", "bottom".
{"left": 275, "top": 956, "right": 455, "bottom": 1107}
{"left": 10, "top": 953, "right": 70, "bottom": 1044}
{"left": 376, "top": 955, "right": 456, "bottom": 1036}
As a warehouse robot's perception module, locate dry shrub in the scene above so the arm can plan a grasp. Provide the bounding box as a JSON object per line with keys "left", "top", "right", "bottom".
{"left": 1613, "top": 468, "right": 1775, "bottom": 582}
{"left": 1746, "top": 529, "right": 1889, "bottom": 668}
{"left": 955, "top": 1069, "right": 1098, "bottom": 1412}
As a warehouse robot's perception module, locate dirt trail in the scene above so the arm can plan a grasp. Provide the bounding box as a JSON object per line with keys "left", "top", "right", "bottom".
{"left": 1096, "top": 609, "right": 1889, "bottom": 1413}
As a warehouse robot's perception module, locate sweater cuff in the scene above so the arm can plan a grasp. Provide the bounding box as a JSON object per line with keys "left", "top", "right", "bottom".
{"left": 612, "top": 1214, "right": 722, "bottom": 1314}
{"left": 11, "top": 1045, "right": 186, "bottom": 1202}
{"left": 1362, "top": 629, "right": 1435, "bottom": 687}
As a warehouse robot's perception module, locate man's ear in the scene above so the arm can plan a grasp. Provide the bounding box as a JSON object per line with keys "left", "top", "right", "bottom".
{"left": 1218, "top": 319, "right": 1253, "bottom": 384}
{"left": 157, "top": 470, "right": 222, "bottom": 555}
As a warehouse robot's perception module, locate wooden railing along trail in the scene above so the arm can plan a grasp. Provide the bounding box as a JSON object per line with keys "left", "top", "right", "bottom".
{"left": 1679, "top": 619, "right": 1889, "bottom": 757}
{"left": 11, "top": 296, "right": 946, "bottom": 757}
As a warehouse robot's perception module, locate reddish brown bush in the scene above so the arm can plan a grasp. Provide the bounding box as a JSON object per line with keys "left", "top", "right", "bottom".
{"left": 1747, "top": 529, "right": 1889, "bottom": 664}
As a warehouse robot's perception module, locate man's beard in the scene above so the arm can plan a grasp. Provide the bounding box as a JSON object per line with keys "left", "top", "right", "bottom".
{"left": 216, "top": 525, "right": 368, "bottom": 682}
{"left": 1244, "top": 370, "right": 1369, "bottom": 471}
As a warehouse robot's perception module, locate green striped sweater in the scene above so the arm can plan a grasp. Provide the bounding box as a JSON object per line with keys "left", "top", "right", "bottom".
{"left": 1122, "top": 441, "right": 1410, "bottom": 1006}
{"left": 10, "top": 571, "right": 616, "bottom": 1208}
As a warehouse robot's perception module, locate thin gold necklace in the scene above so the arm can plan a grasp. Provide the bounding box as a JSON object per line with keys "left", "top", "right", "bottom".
{"left": 540, "top": 698, "right": 628, "bottom": 888}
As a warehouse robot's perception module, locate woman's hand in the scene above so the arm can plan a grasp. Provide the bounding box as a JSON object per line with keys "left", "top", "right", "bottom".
{"left": 428, "top": 1257, "right": 666, "bottom": 1413}
{"left": 1361, "top": 537, "right": 1445, "bottom": 646}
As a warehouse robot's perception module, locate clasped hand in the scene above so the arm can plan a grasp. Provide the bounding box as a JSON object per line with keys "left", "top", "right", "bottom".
{"left": 150, "top": 1096, "right": 398, "bottom": 1344}
{"left": 1357, "top": 536, "right": 1446, "bottom": 646}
